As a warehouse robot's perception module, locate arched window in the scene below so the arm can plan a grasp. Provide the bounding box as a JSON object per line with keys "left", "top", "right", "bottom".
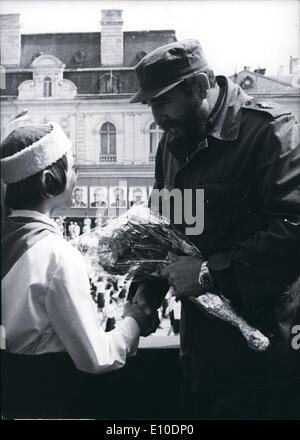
{"left": 99, "top": 72, "right": 120, "bottom": 94}
{"left": 100, "top": 122, "right": 117, "bottom": 162}
{"left": 43, "top": 77, "right": 52, "bottom": 97}
{"left": 149, "top": 122, "right": 163, "bottom": 161}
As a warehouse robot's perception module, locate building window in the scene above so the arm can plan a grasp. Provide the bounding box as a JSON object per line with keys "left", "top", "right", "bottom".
{"left": 239, "top": 75, "right": 254, "bottom": 90}
{"left": 43, "top": 77, "right": 52, "bottom": 97}
{"left": 99, "top": 72, "right": 120, "bottom": 94}
{"left": 73, "top": 50, "right": 86, "bottom": 64}
{"left": 149, "top": 122, "right": 163, "bottom": 162}
{"left": 100, "top": 122, "right": 117, "bottom": 162}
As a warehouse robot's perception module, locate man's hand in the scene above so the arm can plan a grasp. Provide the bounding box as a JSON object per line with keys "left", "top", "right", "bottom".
{"left": 160, "top": 252, "right": 205, "bottom": 298}
{"left": 132, "top": 282, "right": 167, "bottom": 315}
{"left": 123, "top": 301, "right": 160, "bottom": 337}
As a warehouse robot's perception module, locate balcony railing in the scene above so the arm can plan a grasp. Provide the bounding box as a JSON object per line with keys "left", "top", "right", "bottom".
{"left": 99, "top": 154, "right": 117, "bottom": 163}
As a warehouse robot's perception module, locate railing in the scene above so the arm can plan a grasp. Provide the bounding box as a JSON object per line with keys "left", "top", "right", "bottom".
{"left": 149, "top": 154, "right": 156, "bottom": 162}
{"left": 2, "top": 345, "right": 181, "bottom": 419}
{"left": 99, "top": 154, "right": 117, "bottom": 163}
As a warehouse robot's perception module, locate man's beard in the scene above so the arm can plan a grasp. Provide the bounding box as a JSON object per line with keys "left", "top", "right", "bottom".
{"left": 163, "top": 99, "right": 209, "bottom": 161}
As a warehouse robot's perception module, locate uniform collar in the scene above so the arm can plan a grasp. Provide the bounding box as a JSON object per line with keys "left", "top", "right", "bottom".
{"left": 9, "top": 210, "right": 62, "bottom": 235}
{"left": 208, "top": 75, "right": 253, "bottom": 141}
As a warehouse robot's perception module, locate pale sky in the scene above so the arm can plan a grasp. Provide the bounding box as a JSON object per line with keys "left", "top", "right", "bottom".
{"left": 0, "top": 0, "right": 299, "bottom": 76}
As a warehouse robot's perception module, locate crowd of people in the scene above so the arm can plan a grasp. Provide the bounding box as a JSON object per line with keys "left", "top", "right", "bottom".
{"left": 88, "top": 274, "right": 181, "bottom": 336}
{"left": 54, "top": 216, "right": 97, "bottom": 239}
{"left": 53, "top": 214, "right": 181, "bottom": 336}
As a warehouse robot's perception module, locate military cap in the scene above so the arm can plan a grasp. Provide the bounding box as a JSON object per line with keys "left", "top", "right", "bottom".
{"left": 130, "top": 39, "right": 209, "bottom": 103}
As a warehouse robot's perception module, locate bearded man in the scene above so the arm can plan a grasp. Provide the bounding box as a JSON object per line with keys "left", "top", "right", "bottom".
{"left": 129, "top": 39, "right": 300, "bottom": 419}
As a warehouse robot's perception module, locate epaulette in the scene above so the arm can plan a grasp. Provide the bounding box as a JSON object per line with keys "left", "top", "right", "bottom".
{"left": 242, "top": 99, "right": 291, "bottom": 119}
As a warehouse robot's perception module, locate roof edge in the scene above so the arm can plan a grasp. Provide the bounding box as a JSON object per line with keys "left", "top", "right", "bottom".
{"left": 230, "top": 69, "right": 295, "bottom": 88}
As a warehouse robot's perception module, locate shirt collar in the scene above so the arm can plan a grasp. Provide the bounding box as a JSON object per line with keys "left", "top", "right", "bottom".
{"left": 207, "top": 75, "right": 254, "bottom": 141}
{"left": 9, "top": 210, "right": 62, "bottom": 235}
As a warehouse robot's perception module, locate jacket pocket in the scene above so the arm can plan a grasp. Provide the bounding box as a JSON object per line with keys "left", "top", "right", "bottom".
{"left": 202, "top": 180, "right": 251, "bottom": 206}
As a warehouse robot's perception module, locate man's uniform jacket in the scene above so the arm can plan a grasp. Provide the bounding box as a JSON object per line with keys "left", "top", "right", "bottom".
{"left": 133, "top": 76, "right": 300, "bottom": 390}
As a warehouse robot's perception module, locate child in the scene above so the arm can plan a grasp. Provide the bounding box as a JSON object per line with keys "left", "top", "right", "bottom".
{"left": 1, "top": 122, "right": 158, "bottom": 375}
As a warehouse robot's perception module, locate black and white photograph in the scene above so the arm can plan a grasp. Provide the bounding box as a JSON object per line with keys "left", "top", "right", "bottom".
{"left": 89, "top": 186, "right": 108, "bottom": 208}
{"left": 1, "top": 0, "right": 300, "bottom": 423}
{"left": 148, "top": 185, "right": 154, "bottom": 198}
{"left": 109, "top": 186, "right": 127, "bottom": 208}
{"left": 71, "top": 186, "right": 88, "bottom": 208}
{"left": 128, "top": 186, "right": 147, "bottom": 206}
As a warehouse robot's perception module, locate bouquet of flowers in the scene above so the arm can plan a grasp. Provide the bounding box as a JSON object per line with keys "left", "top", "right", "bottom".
{"left": 75, "top": 204, "right": 202, "bottom": 281}
{"left": 74, "top": 204, "right": 269, "bottom": 352}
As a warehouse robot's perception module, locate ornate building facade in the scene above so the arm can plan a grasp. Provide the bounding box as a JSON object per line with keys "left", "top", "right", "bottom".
{"left": 0, "top": 10, "right": 176, "bottom": 227}
{"left": 1, "top": 11, "right": 299, "bottom": 229}
{"left": 229, "top": 66, "right": 300, "bottom": 122}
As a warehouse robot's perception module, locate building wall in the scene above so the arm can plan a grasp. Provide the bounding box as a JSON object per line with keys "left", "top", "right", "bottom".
{"left": 2, "top": 89, "right": 299, "bottom": 221}
{"left": 273, "top": 96, "right": 300, "bottom": 123}
{"left": 231, "top": 70, "right": 295, "bottom": 93}
{"left": 0, "top": 97, "right": 156, "bottom": 220}
{"left": 251, "top": 93, "right": 300, "bottom": 123}
{"left": 0, "top": 99, "right": 157, "bottom": 161}
{"left": 229, "top": 70, "right": 300, "bottom": 122}
{"left": 2, "top": 10, "right": 299, "bottom": 224}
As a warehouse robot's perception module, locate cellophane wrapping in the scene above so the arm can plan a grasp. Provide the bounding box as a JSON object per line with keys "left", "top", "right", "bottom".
{"left": 74, "top": 204, "right": 202, "bottom": 281}
{"left": 73, "top": 204, "right": 269, "bottom": 351}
